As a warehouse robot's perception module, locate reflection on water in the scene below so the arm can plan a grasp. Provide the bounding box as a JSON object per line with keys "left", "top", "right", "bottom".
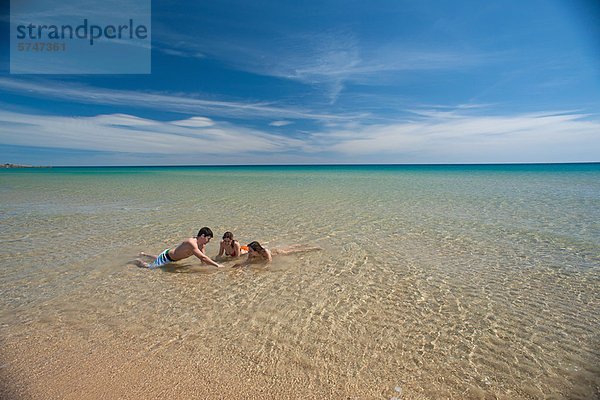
{"left": 1, "top": 165, "right": 599, "bottom": 398}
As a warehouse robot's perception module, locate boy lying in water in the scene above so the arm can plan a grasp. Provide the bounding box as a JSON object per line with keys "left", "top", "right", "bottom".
{"left": 135, "top": 227, "right": 224, "bottom": 269}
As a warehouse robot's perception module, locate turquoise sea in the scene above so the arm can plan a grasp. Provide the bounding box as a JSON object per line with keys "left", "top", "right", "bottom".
{"left": 1, "top": 164, "right": 599, "bottom": 398}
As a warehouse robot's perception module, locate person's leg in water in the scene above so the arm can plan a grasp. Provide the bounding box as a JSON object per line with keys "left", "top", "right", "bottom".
{"left": 134, "top": 252, "right": 157, "bottom": 267}
{"left": 271, "top": 246, "right": 322, "bottom": 256}
{"left": 135, "top": 249, "right": 173, "bottom": 268}
{"left": 134, "top": 258, "right": 150, "bottom": 267}
{"left": 139, "top": 251, "right": 158, "bottom": 259}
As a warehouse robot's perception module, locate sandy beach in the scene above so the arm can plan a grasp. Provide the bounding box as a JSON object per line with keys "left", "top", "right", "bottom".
{"left": 1, "top": 329, "right": 324, "bottom": 400}
{"left": 2, "top": 316, "right": 597, "bottom": 399}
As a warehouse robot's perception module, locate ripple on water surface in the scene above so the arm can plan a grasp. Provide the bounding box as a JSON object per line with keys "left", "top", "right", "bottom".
{"left": 1, "top": 165, "right": 599, "bottom": 398}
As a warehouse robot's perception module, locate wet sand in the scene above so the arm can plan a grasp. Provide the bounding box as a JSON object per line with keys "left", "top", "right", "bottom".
{"left": 0, "top": 331, "right": 307, "bottom": 399}
{"left": 0, "top": 327, "right": 392, "bottom": 399}
{"left": 2, "top": 309, "right": 598, "bottom": 400}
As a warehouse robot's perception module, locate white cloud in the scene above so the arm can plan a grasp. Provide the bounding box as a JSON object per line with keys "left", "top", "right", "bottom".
{"left": 0, "top": 78, "right": 356, "bottom": 122}
{"left": 171, "top": 117, "right": 215, "bottom": 128}
{"left": 318, "top": 111, "right": 600, "bottom": 162}
{"left": 269, "top": 120, "right": 294, "bottom": 127}
{"left": 94, "top": 113, "right": 158, "bottom": 127}
{"left": 1, "top": 109, "right": 597, "bottom": 163}
{"left": 154, "top": 27, "right": 494, "bottom": 104}
{"left": 0, "top": 111, "right": 304, "bottom": 155}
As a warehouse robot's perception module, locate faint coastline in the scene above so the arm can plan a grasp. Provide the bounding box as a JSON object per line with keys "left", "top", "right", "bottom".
{"left": 3, "top": 163, "right": 51, "bottom": 168}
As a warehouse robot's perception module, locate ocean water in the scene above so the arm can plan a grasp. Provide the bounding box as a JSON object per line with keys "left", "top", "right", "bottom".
{"left": 1, "top": 164, "right": 599, "bottom": 398}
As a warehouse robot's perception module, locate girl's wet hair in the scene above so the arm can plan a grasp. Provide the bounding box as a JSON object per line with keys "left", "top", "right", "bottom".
{"left": 222, "top": 231, "right": 234, "bottom": 240}
{"left": 247, "top": 241, "right": 269, "bottom": 258}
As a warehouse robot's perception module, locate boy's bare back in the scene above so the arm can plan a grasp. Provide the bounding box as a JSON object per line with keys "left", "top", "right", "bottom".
{"left": 136, "top": 227, "right": 223, "bottom": 268}
{"left": 170, "top": 237, "right": 205, "bottom": 261}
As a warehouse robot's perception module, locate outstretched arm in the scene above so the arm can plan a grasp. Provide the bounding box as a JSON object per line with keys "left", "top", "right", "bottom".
{"left": 216, "top": 241, "right": 225, "bottom": 260}
{"left": 193, "top": 248, "right": 223, "bottom": 268}
{"left": 272, "top": 246, "right": 321, "bottom": 256}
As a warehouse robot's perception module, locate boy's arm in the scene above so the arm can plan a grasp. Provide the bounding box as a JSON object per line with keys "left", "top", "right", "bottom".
{"left": 193, "top": 248, "right": 223, "bottom": 268}
{"left": 216, "top": 241, "right": 225, "bottom": 260}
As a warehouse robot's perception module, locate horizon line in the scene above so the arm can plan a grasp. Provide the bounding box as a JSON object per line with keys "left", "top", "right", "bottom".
{"left": 4, "top": 161, "right": 599, "bottom": 168}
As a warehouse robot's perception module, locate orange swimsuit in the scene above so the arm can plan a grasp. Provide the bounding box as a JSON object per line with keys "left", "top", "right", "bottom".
{"left": 226, "top": 245, "right": 248, "bottom": 256}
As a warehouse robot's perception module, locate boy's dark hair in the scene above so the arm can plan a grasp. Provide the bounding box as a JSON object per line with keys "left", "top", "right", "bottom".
{"left": 197, "top": 227, "right": 214, "bottom": 238}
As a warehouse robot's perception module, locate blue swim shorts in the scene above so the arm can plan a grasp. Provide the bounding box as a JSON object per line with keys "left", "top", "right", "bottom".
{"left": 147, "top": 249, "right": 174, "bottom": 268}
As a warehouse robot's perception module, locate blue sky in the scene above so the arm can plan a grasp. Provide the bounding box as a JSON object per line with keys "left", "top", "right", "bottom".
{"left": 1, "top": 0, "right": 599, "bottom": 165}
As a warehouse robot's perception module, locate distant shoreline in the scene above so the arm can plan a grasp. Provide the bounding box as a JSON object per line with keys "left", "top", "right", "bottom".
{"left": 3, "top": 163, "right": 52, "bottom": 168}
{"left": 5, "top": 162, "right": 598, "bottom": 168}
{"left": 2, "top": 162, "right": 599, "bottom": 169}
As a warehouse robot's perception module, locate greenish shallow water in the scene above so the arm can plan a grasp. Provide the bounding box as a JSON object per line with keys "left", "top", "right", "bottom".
{"left": 1, "top": 164, "right": 599, "bottom": 398}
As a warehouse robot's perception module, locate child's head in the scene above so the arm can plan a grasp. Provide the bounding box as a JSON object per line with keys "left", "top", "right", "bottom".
{"left": 247, "top": 241, "right": 268, "bottom": 258}
{"left": 197, "top": 227, "right": 214, "bottom": 239}
{"left": 222, "top": 231, "right": 234, "bottom": 244}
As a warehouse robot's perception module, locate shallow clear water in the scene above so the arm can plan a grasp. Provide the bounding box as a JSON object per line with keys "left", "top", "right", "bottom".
{"left": 1, "top": 164, "right": 599, "bottom": 398}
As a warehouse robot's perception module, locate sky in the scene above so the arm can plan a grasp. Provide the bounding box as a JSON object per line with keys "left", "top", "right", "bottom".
{"left": 0, "top": 0, "right": 599, "bottom": 165}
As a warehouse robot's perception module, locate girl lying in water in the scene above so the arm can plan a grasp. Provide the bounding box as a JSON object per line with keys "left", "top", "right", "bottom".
{"left": 216, "top": 231, "right": 248, "bottom": 259}
{"left": 234, "top": 241, "right": 322, "bottom": 267}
